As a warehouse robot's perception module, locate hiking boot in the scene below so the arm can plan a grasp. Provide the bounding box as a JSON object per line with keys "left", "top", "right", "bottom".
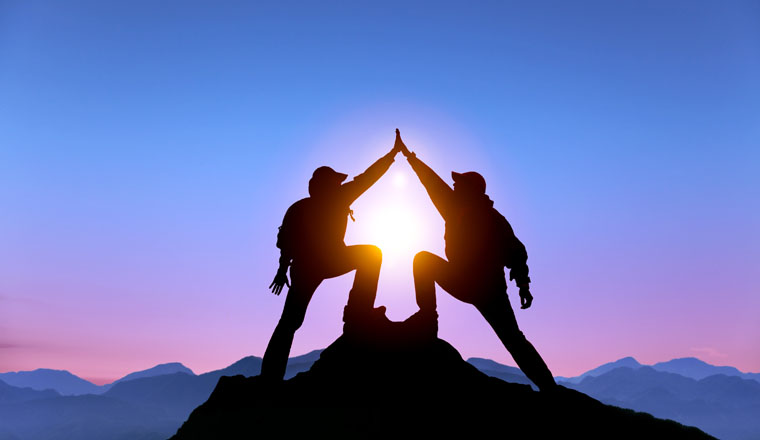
{"left": 405, "top": 309, "right": 438, "bottom": 339}
{"left": 343, "top": 305, "right": 392, "bottom": 337}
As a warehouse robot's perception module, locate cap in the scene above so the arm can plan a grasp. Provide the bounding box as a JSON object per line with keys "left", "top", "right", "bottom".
{"left": 312, "top": 166, "right": 348, "bottom": 184}
{"left": 451, "top": 171, "right": 486, "bottom": 194}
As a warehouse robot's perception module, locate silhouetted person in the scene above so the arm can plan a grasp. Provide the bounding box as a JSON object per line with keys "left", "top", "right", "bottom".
{"left": 395, "top": 130, "right": 556, "bottom": 391}
{"left": 261, "top": 141, "right": 400, "bottom": 380}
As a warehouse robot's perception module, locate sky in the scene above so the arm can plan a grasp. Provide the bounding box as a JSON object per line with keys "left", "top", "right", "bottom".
{"left": 1, "top": 0, "right": 758, "bottom": 384}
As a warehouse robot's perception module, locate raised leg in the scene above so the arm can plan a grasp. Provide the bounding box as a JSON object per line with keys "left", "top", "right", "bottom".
{"left": 412, "top": 251, "right": 449, "bottom": 313}
{"left": 319, "top": 245, "right": 383, "bottom": 316}
{"left": 343, "top": 245, "right": 383, "bottom": 312}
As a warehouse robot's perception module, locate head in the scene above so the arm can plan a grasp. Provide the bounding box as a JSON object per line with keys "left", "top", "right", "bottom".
{"left": 309, "top": 166, "right": 348, "bottom": 198}
{"left": 451, "top": 171, "right": 486, "bottom": 196}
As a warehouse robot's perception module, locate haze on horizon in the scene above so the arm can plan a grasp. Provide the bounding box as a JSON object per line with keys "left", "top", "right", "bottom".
{"left": 1, "top": 1, "right": 758, "bottom": 382}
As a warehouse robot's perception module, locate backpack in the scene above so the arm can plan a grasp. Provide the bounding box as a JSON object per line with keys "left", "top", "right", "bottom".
{"left": 276, "top": 198, "right": 311, "bottom": 258}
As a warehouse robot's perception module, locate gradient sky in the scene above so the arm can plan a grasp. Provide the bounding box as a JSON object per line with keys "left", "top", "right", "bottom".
{"left": 1, "top": 1, "right": 758, "bottom": 384}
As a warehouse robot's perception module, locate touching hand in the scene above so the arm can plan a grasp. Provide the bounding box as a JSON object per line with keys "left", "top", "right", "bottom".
{"left": 519, "top": 286, "right": 533, "bottom": 309}
{"left": 269, "top": 270, "right": 290, "bottom": 295}
{"left": 394, "top": 128, "right": 412, "bottom": 157}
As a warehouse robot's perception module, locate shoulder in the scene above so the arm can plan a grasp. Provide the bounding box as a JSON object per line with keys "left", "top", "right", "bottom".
{"left": 285, "top": 198, "right": 313, "bottom": 216}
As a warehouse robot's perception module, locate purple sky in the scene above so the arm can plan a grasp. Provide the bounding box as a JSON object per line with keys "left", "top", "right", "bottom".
{"left": 1, "top": 1, "right": 758, "bottom": 383}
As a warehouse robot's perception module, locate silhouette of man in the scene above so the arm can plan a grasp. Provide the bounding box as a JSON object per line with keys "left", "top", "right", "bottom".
{"left": 262, "top": 140, "right": 400, "bottom": 380}
{"left": 395, "top": 130, "right": 557, "bottom": 391}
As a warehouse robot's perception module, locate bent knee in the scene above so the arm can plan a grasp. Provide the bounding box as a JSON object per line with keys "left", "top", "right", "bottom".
{"left": 363, "top": 245, "right": 382, "bottom": 265}
{"left": 413, "top": 251, "right": 437, "bottom": 269}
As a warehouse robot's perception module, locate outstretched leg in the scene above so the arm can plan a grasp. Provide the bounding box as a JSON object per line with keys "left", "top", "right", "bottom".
{"left": 476, "top": 295, "right": 556, "bottom": 391}
{"left": 261, "top": 273, "right": 320, "bottom": 380}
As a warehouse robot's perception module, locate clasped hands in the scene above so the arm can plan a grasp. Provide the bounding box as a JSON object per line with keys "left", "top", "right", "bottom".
{"left": 392, "top": 128, "right": 413, "bottom": 159}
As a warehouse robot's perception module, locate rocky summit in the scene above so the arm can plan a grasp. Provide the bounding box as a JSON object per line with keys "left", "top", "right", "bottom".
{"left": 172, "top": 317, "right": 713, "bottom": 439}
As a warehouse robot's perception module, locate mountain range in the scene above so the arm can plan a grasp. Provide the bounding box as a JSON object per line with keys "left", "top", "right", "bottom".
{"left": 556, "top": 356, "right": 760, "bottom": 384}
{"left": 1, "top": 353, "right": 757, "bottom": 440}
{"left": 0, "top": 363, "right": 194, "bottom": 396}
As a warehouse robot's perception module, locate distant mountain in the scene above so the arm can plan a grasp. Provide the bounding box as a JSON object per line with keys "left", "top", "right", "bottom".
{"left": 556, "top": 356, "right": 760, "bottom": 385}
{"left": 561, "top": 366, "right": 760, "bottom": 440}
{"left": 0, "top": 356, "right": 266, "bottom": 440}
{"left": 104, "top": 372, "right": 215, "bottom": 420}
{"left": 466, "top": 357, "right": 532, "bottom": 386}
{"left": 285, "top": 349, "right": 323, "bottom": 379}
{"left": 200, "top": 356, "right": 262, "bottom": 381}
{"left": 0, "top": 379, "right": 60, "bottom": 403}
{"left": 0, "top": 352, "right": 314, "bottom": 440}
{"left": 0, "top": 369, "right": 101, "bottom": 396}
{"left": 0, "top": 362, "right": 197, "bottom": 396}
{"left": 110, "top": 362, "right": 195, "bottom": 387}
{"left": 652, "top": 357, "right": 760, "bottom": 382}
{"left": 556, "top": 356, "right": 643, "bottom": 384}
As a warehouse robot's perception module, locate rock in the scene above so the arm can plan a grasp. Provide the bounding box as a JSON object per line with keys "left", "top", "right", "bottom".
{"left": 171, "top": 316, "right": 714, "bottom": 439}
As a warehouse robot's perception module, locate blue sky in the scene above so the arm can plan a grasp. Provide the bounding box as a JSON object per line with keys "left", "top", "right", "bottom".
{"left": 1, "top": 1, "right": 758, "bottom": 380}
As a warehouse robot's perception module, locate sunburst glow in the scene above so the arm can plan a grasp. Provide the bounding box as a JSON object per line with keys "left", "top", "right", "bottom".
{"left": 346, "top": 169, "right": 441, "bottom": 272}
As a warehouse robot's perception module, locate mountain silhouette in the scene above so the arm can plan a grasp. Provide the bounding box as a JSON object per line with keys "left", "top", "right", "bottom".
{"left": 0, "top": 379, "right": 60, "bottom": 403}
{"left": 556, "top": 356, "right": 643, "bottom": 383}
{"left": 0, "top": 362, "right": 196, "bottom": 396}
{"left": 465, "top": 357, "right": 532, "bottom": 386}
{"left": 560, "top": 366, "right": 760, "bottom": 440}
{"left": 110, "top": 362, "right": 195, "bottom": 387}
{"left": 0, "top": 369, "right": 102, "bottom": 396}
{"left": 652, "top": 357, "right": 760, "bottom": 382}
{"left": 0, "top": 354, "right": 307, "bottom": 440}
{"left": 171, "top": 322, "right": 712, "bottom": 440}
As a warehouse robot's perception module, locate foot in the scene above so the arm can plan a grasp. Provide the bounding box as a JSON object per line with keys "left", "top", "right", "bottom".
{"left": 406, "top": 309, "right": 438, "bottom": 338}
{"left": 343, "top": 305, "right": 392, "bottom": 336}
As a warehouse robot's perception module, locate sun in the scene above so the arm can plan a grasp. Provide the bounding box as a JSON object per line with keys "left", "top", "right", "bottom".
{"left": 346, "top": 170, "right": 437, "bottom": 271}
{"left": 365, "top": 202, "right": 421, "bottom": 258}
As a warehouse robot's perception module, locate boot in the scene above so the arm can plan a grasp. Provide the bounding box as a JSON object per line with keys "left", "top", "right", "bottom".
{"left": 343, "top": 305, "right": 391, "bottom": 337}
{"left": 405, "top": 309, "right": 438, "bottom": 339}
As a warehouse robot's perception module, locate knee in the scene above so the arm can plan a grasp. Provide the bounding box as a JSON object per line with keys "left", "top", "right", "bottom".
{"left": 413, "top": 251, "right": 435, "bottom": 272}
{"left": 363, "top": 245, "right": 382, "bottom": 266}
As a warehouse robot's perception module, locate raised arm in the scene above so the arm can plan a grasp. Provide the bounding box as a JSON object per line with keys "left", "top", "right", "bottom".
{"left": 395, "top": 130, "right": 455, "bottom": 220}
{"left": 340, "top": 143, "right": 398, "bottom": 205}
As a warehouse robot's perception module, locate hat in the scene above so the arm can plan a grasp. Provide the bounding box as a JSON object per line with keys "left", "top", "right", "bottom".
{"left": 451, "top": 171, "right": 486, "bottom": 194}
{"left": 309, "top": 166, "right": 348, "bottom": 197}
{"left": 312, "top": 166, "right": 348, "bottom": 184}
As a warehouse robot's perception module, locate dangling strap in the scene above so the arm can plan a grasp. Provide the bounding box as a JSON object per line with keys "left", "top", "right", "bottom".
{"left": 348, "top": 209, "right": 355, "bottom": 222}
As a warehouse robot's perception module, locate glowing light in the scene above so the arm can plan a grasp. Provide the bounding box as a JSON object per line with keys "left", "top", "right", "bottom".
{"left": 346, "top": 168, "right": 443, "bottom": 275}
{"left": 364, "top": 203, "right": 420, "bottom": 260}
{"left": 392, "top": 172, "right": 406, "bottom": 188}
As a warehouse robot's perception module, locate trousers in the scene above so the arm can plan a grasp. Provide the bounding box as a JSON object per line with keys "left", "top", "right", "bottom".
{"left": 261, "top": 244, "right": 382, "bottom": 380}
{"left": 413, "top": 251, "right": 556, "bottom": 390}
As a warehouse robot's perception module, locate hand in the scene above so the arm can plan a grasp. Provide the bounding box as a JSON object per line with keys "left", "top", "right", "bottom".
{"left": 394, "top": 128, "right": 412, "bottom": 157}
{"left": 269, "top": 270, "right": 290, "bottom": 295}
{"left": 519, "top": 286, "right": 533, "bottom": 309}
